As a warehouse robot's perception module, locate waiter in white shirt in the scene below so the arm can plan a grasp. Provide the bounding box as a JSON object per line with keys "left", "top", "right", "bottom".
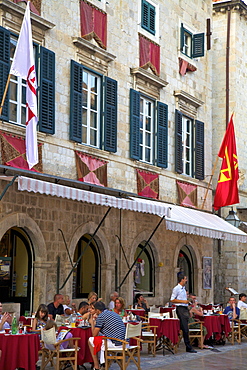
{"left": 170, "top": 274, "right": 197, "bottom": 353}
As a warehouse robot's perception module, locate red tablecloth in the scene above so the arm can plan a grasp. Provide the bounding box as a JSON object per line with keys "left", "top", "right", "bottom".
{"left": 59, "top": 326, "right": 93, "bottom": 365}
{"left": 159, "top": 307, "right": 174, "bottom": 318}
{"left": 0, "top": 333, "right": 40, "bottom": 370}
{"left": 149, "top": 318, "right": 180, "bottom": 345}
{"left": 19, "top": 316, "right": 32, "bottom": 326}
{"left": 126, "top": 309, "right": 146, "bottom": 317}
{"left": 202, "top": 315, "right": 231, "bottom": 340}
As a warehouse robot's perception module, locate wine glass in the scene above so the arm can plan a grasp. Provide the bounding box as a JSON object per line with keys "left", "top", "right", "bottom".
{"left": 19, "top": 321, "right": 23, "bottom": 333}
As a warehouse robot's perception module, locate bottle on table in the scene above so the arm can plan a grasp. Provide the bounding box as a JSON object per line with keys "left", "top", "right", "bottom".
{"left": 11, "top": 313, "right": 18, "bottom": 334}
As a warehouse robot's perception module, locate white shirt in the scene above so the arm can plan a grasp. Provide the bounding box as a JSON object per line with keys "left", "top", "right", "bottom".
{"left": 237, "top": 300, "right": 247, "bottom": 309}
{"left": 108, "top": 300, "right": 115, "bottom": 310}
{"left": 170, "top": 283, "right": 188, "bottom": 306}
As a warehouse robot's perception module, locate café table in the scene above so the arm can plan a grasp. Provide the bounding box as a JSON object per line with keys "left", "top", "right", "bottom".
{"left": 0, "top": 332, "right": 40, "bottom": 370}
{"left": 197, "top": 314, "right": 231, "bottom": 341}
{"left": 159, "top": 307, "right": 174, "bottom": 318}
{"left": 59, "top": 326, "right": 93, "bottom": 366}
{"left": 19, "top": 315, "right": 32, "bottom": 326}
{"left": 149, "top": 317, "right": 181, "bottom": 354}
{"left": 126, "top": 309, "right": 146, "bottom": 318}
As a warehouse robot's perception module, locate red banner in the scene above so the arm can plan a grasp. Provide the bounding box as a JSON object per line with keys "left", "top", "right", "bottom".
{"left": 213, "top": 115, "right": 239, "bottom": 211}
{"left": 176, "top": 180, "right": 197, "bottom": 208}
{"left": 75, "top": 151, "right": 107, "bottom": 187}
{"left": 139, "top": 34, "right": 160, "bottom": 76}
{"left": 80, "top": 1, "right": 107, "bottom": 49}
{"left": 136, "top": 169, "right": 159, "bottom": 199}
{"left": 0, "top": 132, "right": 42, "bottom": 172}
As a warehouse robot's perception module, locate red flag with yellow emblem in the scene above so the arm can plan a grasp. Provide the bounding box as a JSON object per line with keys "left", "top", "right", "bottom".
{"left": 213, "top": 115, "right": 239, "bottom": 211}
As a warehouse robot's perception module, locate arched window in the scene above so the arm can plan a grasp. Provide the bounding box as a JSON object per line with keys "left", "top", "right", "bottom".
{"left": 177, "top": 245, "right": 194, "bottom": 293}
{"left": 134, "top": 242, "right": 154, "bottom": 295}
{"left": 73, "top": 234, "right": 101, "bottom": 299}
{"left": 0, "top": 228, "right": 33, "bottom": 314}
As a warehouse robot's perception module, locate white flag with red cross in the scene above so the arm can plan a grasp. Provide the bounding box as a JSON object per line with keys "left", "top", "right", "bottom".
{"left": 10, "top": 1, "right": 38, "bottom": 169}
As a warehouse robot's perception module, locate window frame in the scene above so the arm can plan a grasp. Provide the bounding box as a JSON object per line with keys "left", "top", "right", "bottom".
{"left": 82, "top": 67, "right": 102, "bottom": 148}
{"left": 141, "top": 0, "right": 156, "bottom": 35}
{"left": 140, "top": 95, "right": 155, "bottom": 164}
{"left": 182, "top": 115, "right": 193, "bottom": 177}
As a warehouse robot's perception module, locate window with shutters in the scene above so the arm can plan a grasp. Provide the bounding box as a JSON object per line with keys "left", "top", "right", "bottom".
{"left": 175, "top": 110, "right": 204, "bottom": 180}
{"left": 130, "top": 88, "right": 168, "bottom": 168}
{"left": 70, "top": 60, "right": 117, "bottom": 153}
{"left": 0, "top": 26, "right": 55, "bottom": 134}
{"left": 180, "top": 24, "right": 204, "bottom": 59}
{"left": 141, "top": 0, "right": 156, "bottom": 35}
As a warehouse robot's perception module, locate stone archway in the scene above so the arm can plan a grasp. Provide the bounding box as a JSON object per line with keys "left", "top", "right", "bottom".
{"left": 0, "top": 213, "right": 48, "bottom": 311}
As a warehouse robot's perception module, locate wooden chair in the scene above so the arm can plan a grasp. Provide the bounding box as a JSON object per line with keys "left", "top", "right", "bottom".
{"left": 104, "top": 322, "right": 143, "bottom": 370}
{"left": 40, "top": 327, "right": 80, "bottom": 370}
{"left": 227, "top": 319, "right": 241, "bottom": 344}
{"left": 141, "top": 323, "right": 158, "bottom": 356}
{"left": 188, "top": 321, "right": 204, "bottom": 349}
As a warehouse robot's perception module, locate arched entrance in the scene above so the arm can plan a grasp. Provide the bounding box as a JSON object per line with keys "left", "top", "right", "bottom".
{"left": 177, "top": 245, "right": 194, "bottom": 294}
{"left": 133, "top": 242, "right": 154, "bottom": 296}
{"left": 73, "top": 234, "right": 101, "bottom": 299}
{"left": 0, "top": 228, "right": 33, "bottom": 314}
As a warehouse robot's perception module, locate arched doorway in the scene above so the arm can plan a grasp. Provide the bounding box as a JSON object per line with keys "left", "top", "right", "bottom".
{"left": 73, "top": 234, "right": 101, "bottom": 299}
{"left": 0, "top": 228, "right": 33, "bottom": 314}
{"left": 177, "top": 245, "right": 194, "bottom": 294}
{"left": 133, "top": 242, "right": 154, "bottom": 296}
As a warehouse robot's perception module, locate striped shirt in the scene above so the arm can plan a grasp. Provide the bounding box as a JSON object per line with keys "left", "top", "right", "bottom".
{"left": 170, "top": 283, "right": 188, "bottom": 307}
{"left": 95, "top": 309, "right": 126, "bottom": 345}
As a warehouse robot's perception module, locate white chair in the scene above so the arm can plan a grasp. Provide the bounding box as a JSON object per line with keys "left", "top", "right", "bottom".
{"left": 172, "top": 309, "right": 178, "bottom": 319}
{"left": 162, "top": 312, "right": 170, "bottom": 319}
{"left": 141, "top": 322, "right": 158, "bottom": 356}
{"left": 150, "top": 306, "right": 160, "bottom": 313}
{"left": 104, "top": 322, "right": 143, "bottom": 370}
{"left": 40, "top": 327, "right": 80, "bottom": 370}
{"left": 148, "top": 312, "right": 162, "bottom": 321}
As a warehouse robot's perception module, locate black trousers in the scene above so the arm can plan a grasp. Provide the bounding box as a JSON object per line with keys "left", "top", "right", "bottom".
{"left": 176, "top": 306, "right": 192, "bottom": 350}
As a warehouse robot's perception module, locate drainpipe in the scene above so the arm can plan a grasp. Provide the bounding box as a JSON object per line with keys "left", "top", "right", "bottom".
{"left": 226, "top": 7, "right": 231, "bottom": 127}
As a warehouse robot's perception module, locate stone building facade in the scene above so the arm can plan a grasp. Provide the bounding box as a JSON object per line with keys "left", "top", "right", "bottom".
{"left": 0, "top": 0, "right": 245, "bottom": 314}
{"left": 212, "top": 0, "right": 247, "bottom": 304}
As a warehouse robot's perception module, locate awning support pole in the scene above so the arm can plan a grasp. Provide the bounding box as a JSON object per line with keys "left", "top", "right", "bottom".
{"left": 0, "top": 175, "right": 18, "bottom": 201}
{"left": 117, "top": 215, "right": 166, "bottom": 290}
{"left": 59, "top": 207, "right": 112, "bottom": 291}
{"left": 58, "top": 228, "right": 73, "bottom": 267}
{"left": 115, "top": 234, "right": 130, "bottom": 269}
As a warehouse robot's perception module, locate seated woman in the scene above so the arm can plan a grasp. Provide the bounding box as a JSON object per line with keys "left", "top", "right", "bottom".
{"left": 43, "top": 320, "right": 73, "bottom": 350}
{"left": 0, "top": 302, "right": 11, "bottom": 332}
{"left": 32, "top": 304, "right": 49, "bottom": 331}
{"left": 63, "top": 295, "right": 77, "bottom": 317}
{"left": 188, "top": 294, "right": 212, "bottom": 349}
{"left": 110, "top": 297, "right": 127, "bottom": 319}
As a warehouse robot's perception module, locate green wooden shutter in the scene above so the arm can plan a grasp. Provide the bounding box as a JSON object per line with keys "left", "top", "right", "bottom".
{"left": 104, "top": 76, "right": 117, "bottom": 152}
{"left": 70, "top": 60, "right": 83, "bottom": 143}
{"left": 192, "top": 33, "right": 204, "bottom": 58}
{"left": 39, "top": 46, "right": 55, "bottom": 134}
{"left": 142, "top": 0, "right": 155, "bottom": 35}
{"left": 180, "top": 23, "right": 185, "bottom": 52}
{"left": 195, "top": 120, "right": 204, "bottom": 180}
{"left": 130, "top": 89, "right": 140, "bottom": 160}
{"left": 0, "top": 26, "right": 10, "bottom": 121}
{"left": 157, "top": 101, "right": 168, "bottom": 168}
{"left": 175, "top": 110, "right": 183, "bottom": 174}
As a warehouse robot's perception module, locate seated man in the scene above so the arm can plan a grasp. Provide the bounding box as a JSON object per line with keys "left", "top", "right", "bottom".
{"left": 47, "top": 294, "right": 64, "bottom": 320}
{"left": 77, "top": 301, "right": 89, "bottom": 320}
{"left": 135, "top": 293, "right": 150, "bottom": 314}
{"left": 108, "top": 291, "right": 119, "bottom": 310}
{"left": 223, "top": 297, "right": 240, "bottom": 320}
{"left": 88, "top": 301, "right": 126, "bottom": 370}
{"left": 237, "top": 293, "right": 247, "bottom": 309}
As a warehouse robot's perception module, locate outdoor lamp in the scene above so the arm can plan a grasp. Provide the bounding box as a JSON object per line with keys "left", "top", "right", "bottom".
{"left": 225, "top": 208, "right": 241, "bottom": 228}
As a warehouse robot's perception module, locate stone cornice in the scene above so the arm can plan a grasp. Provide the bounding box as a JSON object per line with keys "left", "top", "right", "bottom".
{"left": 213, "top": 0, "right": 247, "bottom": 17}
{"left": 130, "top": 67, "right": 168, "bottom": 89}
{"left": 174, "top": 90, "right": 204, "bottom": 108}
{"left": 0, "top": 0, "right": 55, "bottom": 30}
{"left": 72, "top": 37, "right": 116, "bottom": 63}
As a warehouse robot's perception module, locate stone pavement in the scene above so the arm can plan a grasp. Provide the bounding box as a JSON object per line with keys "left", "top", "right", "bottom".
{"left": 40, "top": 340, "right": 247, "bottom": 370}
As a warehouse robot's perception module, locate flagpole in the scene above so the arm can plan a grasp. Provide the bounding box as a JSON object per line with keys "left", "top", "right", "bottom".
{"left": 201, "top": 156, "right": 219, "bottom": 210}
{"left": 0, "top": 74, "right": 11, "bottom": 117}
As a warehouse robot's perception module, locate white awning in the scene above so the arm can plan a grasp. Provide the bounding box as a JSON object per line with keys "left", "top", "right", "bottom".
{"left": 17, "top": 176, "right": 247, "bottom": 243}
{"left": 17, "top": 176, "right": 170, "bottom": 217}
